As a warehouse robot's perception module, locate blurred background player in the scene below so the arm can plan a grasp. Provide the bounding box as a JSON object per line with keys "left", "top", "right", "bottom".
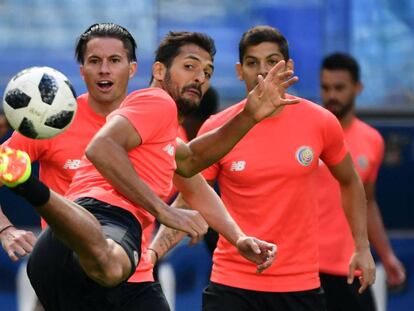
{"left": 317, "top": 52, "right": 406, "bottom": 311}
{"left": 0, "top": 22, "right": 138, "bottom": 311}
{"left": 150, "top": 25, "right": 376, "bottom": 311}
{"left": 0, "top": 30, "right": 300, "bottom": 310}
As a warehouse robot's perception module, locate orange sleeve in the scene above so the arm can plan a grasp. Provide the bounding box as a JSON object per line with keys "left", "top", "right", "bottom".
{"left": 320, "top": 110, "right": 348, "bottom": 166}
{"left": 109, "top": 90, "right": 177, "bottom": 144}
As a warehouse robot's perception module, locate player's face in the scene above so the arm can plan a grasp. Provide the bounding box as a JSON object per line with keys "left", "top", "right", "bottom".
{"left": 80, "top": 37, "right": 136, "bottom": 109}
{"left": 237, "top": 42, "right": 290, "bottom": 93}
{"left": 320, "top": 69, "right": 361, "bottom": 119}
{"left": 163, "top": 44, "right": 214, "bottom": 116}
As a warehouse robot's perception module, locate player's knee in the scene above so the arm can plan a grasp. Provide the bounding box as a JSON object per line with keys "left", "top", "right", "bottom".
{"left": 81, "top": 244, "right": 131, "bottom": 288}
{"left": 84, "top": 255, "right": 126, "bottom": 287}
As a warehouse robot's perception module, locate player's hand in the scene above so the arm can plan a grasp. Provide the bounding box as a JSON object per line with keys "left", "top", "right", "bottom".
{"left": 0, "top": 226, "right": 37, "bottom": 261}
{"left": 157, "top": 208, "right": 208, "bottom": 245}
{"left": 348, "top": 248, "right": 376, "bottom": 294}
{"left": 382, "top": 253, "right": 406, "bottom": 286}
{"left": 243, "top": 60, "right": 299, "bottom": 123}
{"left": 236, "top": 236, "right": 277, "bottom": 273}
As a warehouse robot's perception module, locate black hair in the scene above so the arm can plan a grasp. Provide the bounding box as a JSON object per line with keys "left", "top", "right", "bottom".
{"left": 75, "top": 23, "right": 137, "bottom": 64}
{"left": 154, "top": 31, "right": 216, "bottom": 68}
{"left": 239, "top": 25, "right": 289, "bottom": 63}
{"left": 321, "top": 53, "right": 360, "bottom": 82}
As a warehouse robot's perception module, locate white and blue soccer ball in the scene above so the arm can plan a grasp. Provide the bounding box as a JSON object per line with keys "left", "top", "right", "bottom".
{"left": 2, "top": 66, "right": 77, "bottom": 139}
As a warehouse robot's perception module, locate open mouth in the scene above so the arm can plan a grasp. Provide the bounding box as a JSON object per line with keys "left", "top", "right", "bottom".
{"left": 96, "top": 80, "right": 114, "bottom": 90}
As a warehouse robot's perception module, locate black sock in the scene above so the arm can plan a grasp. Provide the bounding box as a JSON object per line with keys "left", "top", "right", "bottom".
{"left": 9, "top": 174, "right": 50, "bottom": 207}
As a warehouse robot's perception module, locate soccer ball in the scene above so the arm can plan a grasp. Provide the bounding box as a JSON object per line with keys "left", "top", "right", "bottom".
{"left": 2, "top": 66, "right": 77, "bottom": 139}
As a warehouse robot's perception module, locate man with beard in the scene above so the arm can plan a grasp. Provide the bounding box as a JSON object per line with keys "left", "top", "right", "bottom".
{"left": 149, "top": 26, "right": 375, "bottom": 311}
{"left": 0, "top": 31, "right": 298, "bottom": 310}
{"left": 317, "top": 52, "right": 406, "bottom": 311}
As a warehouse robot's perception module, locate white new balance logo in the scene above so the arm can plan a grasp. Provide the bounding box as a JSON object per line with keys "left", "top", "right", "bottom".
{"left": 163, "top": 143, "right": 175, "bottom": 156}
{"left": 230, "top": 161, "right": 246, "bottom": 171}
{"left": 63, "top": 159, "right": 81, "bottom": 170}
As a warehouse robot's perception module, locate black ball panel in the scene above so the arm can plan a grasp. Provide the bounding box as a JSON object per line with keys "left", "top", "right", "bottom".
{"left": 4, "top": 89, "right": 31, "bottom": 109}
{"left": 44, "top": 110, "right": 75, "bottom": 129}
{"left": 18, "top": 117, "right": 38, "bottom": 139}
{"left": 38, "top": 73, "right": 58, "bottom": 105}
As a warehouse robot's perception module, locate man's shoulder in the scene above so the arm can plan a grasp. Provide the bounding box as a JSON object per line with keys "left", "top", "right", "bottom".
{"left": 352, "top": 118, "right": 383, "bottom": 143}
{"left": 129, "top": 87, "right": 173, "bottom": 101}
{"left": 286, "top": 94, "right": 331, "bottom": 117}
{"left": 122, "top": 88, "right": 176, "bottom": 111}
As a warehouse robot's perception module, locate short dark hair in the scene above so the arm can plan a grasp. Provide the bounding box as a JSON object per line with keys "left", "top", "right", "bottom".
{"left": 154, "top": 31, "right": 216, "bottom": 68}
{"left": 239, "top": 25, "right": 289, "bottom": 63}
{"left": 321, "top": 53, "right": 360, "bottom": 82}
{"left": 75, "top": 23, "right": 137, "bottom": 64}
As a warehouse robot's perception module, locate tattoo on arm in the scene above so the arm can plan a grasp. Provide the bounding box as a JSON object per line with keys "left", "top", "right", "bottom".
{"left": 159, "top": 229, "right": 184, "bottom": 254}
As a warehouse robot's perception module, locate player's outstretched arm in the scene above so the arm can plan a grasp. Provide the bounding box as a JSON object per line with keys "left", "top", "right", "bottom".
{"left": 86, "top": 116, "right": 207, "bottom": 241}
{"left": 0, "top": 207, "right": 36, "bottom": 261}
{"left": 176, "top": 60, "right": 299, "bottom": 177}
{"left": 328, "top": 154, "right": 376, "bottom": 293}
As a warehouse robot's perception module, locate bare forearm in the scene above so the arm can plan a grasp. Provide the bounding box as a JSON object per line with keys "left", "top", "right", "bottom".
{"left": 367, "top": 200, "right": 395, "bottom": 261}
{"left": 341, "top": 179, "right": 370, "bottom": 250}
{"left": 150, "top": 225, "right": 186, "bottom": 259}
{"left": 178, "top": 110, "right": 256, "bottom": 177}
{"left": 175, "top": 175, "right": 245, "bottom": 245}
{"left": 0, "top": 207, "right": 13, "bottom": 228}
{"left": 86, "top": 136, "right": 168, "bottom": 217}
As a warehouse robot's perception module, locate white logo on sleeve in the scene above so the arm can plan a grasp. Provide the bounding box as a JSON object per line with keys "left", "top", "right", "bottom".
{"left": 163, "top": 143, "right": 175, "bottom": 156}
{"left": 133, "top": 251, "right": 139, "bottom": 266}
{"left": 230, "top": 161, "right": 246, "bottom": 171}
{"left": 63, "top": 159, "right": 81, "bottom": 170}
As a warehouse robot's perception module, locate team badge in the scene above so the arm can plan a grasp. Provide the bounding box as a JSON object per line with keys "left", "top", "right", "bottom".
{"left": 295, "top": 146, "right": 314, "bottom": 166}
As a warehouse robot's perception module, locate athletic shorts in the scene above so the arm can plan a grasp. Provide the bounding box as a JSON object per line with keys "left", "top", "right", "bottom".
{"left": 27, "top": 197, "right": 169, "bottom": 310}
{"left": 320, "top": 273, "right": 376, "bottom": 311}
{"left": 202, "top": 282, "right": 326, "bottom": 311}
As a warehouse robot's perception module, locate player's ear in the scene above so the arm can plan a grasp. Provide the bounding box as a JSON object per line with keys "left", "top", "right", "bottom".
{"left": 129, "top": 62, "right": 137, "bottom": 79}
{"left": 356, "top": 81, "right": 363, "bottom": 95}
{"left": 80, "top": 66, "right": 85, "bottom": 81}
{"left": 235, "top": 62, "right": 244, "bottom": 81}
{"left": 152, "top": 62, "right": 167, "bottom": 82}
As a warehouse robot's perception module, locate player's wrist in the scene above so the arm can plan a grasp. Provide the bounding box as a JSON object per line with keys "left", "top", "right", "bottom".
{"left": 354, "top": 239, "right": 370, "bottom": 252}
{"left": 0, "top": 224, "right": 14, "bottom": 236}
{"left": 238, "top": 108, "right": 259, "bottom": 126}
{"left": 147, "top": 247, "right": 159, "bottom": 264}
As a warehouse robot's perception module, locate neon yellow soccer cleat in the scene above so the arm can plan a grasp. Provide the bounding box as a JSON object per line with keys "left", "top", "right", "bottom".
{"left": 0, "top": 147, "right": 31, "bottom": 187}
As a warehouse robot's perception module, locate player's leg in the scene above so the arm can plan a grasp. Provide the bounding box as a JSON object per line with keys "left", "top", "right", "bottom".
{"left": 120, "top": 282, "right": 171, "bottom": 311}
{"left": 320, "top": 273, "right": 376, "bottom": 311}
{"left": 0, "top": 147, "right": 131, "bottom": 287}
{"left": 271, "top": 288, "right": 327, "bottom": 311}
{"left": 202, "top": 282, "right": 262, "bottom": 311}
{"left": 27, "top": 199, "right": 143, "bottom": 310}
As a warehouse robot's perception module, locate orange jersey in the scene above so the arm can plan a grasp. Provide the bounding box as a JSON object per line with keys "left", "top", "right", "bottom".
{"left": 3, "top": 94, "right": 105, "bottom": 228}
{"left": 317, "top": 117, "right": 384, "bottom": 275}
{"left": 198, "top": 96, "right": 347, "bottom": 292}
{"left": 65, "top": 87, "right": 178, "bottom": 283}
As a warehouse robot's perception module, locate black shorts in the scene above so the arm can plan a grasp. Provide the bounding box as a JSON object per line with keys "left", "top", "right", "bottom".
{"left": 202, "top": 282, "right": 326, "bottom": 311}
{"left": 320, "top": 273, "right": 376, "bottom": 311}
{"left": 27, "top": 197, "right": 169, "bottom": 311}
